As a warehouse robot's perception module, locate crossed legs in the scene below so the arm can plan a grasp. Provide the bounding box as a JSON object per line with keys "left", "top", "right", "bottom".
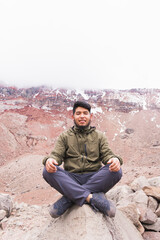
{"left": 43, "top": 165, "right": 122, "bottom": 206}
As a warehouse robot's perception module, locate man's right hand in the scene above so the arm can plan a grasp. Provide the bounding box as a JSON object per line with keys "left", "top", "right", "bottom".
{"left": 46, "top": 158, "right": 58, "bottom": 173}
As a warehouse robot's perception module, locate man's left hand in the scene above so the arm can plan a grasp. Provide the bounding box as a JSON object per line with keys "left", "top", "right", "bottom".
{"left": 107, "top": 158, "right": 121, "bottom": 172}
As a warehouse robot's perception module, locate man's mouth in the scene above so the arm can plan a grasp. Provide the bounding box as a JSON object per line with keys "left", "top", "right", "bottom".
{"left": 79, "top": 120, "right": 86, "bottom": 124}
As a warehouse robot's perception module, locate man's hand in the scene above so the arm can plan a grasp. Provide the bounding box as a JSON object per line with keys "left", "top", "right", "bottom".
{"left": 107, "top": 158, "right": 121, "bottom": 172}
{"left": 46, "top": 158, "right": 58, "bottom": 173}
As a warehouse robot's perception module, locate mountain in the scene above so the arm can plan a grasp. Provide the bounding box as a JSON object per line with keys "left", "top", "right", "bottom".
{"left": 0, "top": 86, "right": 160, "bottom": 204}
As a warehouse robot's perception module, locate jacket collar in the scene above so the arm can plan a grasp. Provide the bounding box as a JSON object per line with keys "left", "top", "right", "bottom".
{"left": 71, "top": 125, "right": 96, "bottom": 134}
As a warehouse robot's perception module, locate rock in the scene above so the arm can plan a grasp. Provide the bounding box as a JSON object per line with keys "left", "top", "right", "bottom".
{"left": 155, "top": 204, "right": 160, "bottom": 217}
{"left": 132, "top": 190, "right": 148, "bottom": 205}
{"left": 143, "top": 231, "right": 160, "bottom": 240}
{"left": 38, "top": 205, "right": 144, "bottom": 240}
{"left": 140, "top": 208, "right": 157, "bottom": 224}
{"left": 117, "top": 202, "right": 144, "bottom": 234}
{"left": 130, "top": 176, "right": 149, "bottom": 192}
{"left": 0, "top": 210, "right": 6, "bottom": 220}
{"left": 125, "top": 128, "right": 134, "bottom": 134}
{"left": 143, "top": 217, "right": 160, "bottom": 232}
{"left": 0, "top": 194, "right": 13, "bottom": 217}
{"left": 148, "top": 196, "right": 158, "bottom": 212}
{"left": 148, "top": 177, "right": 160, "bottom": 187}
{"left": 143, "top": 186, "right": 160, "bottom": 201}
{"left": 106, "top": 185, "right": 133, "bottom": 203}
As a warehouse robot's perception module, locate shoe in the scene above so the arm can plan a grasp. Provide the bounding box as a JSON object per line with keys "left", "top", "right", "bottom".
{"left": 90, "top": 192, "right": 116, "bottom": 218}
{"left": 49, "top": 196, "right": 73, "bottom": 218}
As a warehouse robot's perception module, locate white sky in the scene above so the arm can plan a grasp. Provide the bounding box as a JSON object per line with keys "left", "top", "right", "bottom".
{"left": 0, "top": 0, "right": 160, "bottom": 90}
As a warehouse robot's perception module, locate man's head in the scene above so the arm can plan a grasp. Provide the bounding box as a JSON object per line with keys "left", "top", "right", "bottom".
{"left": 72, "top": 101, "right": 92, "bottom": 129}
{"left": 73, "top": 101, "right": 91, "bottom": 114}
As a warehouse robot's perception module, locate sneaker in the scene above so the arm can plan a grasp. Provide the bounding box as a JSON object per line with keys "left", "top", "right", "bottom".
{"left": 90, "top": 192, "right": 116, "bottom": 218}
{"left": 49, "top": 196, "right": 73, "bottom": 218}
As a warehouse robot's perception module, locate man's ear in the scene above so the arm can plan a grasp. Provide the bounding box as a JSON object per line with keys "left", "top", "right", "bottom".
{"left": 72, "top": 114, "right": 74, "bottom": 120}
{"left": 90, "top": 113, "right": 93, "bottom": 119}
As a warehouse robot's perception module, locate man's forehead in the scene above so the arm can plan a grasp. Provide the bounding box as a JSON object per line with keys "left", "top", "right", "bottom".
{"left": 75, "top": 107, "right": 89, "bottom": 112}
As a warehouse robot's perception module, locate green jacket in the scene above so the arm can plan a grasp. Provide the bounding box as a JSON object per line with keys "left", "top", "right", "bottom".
{"left": 43, "top": 126, "right": 123, "bottom": 173}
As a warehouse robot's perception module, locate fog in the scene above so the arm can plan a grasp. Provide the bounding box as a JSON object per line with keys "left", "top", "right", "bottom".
{"left": 0, "top": 0, "right": 160, "bottom": 90}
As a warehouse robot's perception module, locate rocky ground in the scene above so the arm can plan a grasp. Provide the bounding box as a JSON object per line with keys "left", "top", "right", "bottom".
{"left": 1, "top": 175, "right": 160, "bottom": 240}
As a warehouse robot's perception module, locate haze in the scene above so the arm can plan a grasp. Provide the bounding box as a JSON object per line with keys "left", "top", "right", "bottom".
{"left": 0, "top": 0, "right": 160, "bottom": 90}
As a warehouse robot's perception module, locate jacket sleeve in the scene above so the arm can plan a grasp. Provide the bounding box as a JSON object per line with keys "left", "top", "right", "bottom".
{"left": 42, "top": 133, "right": 66, "bottom": 166}
{"left": 99, "top": 133, "right": 123, "bottom": 165}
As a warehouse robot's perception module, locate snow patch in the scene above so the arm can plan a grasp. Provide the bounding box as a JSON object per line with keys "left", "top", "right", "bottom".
{"left": 92, "top": 107, "right": 103, "bottom": 114}
{"left": 33, "top": 93, "right": 39, "bottom": 98}
{"left": 131, "top": 110, "right": 139, "bottom": 115}
{"left": 41, "top": 106, "right": 51, "bottom": 111}
{"left": 56, "top": 89, "right": 62, "bottom": 95}
{"left": 67, "top": 107, "right": 72, "bottom": 111}
{"left": 118, "top": 119, "right": 126, "bottom": 133}
{"left": 101, "top": 91, "right": 106, "bottom": 98}
{"left": 0, "top": 103, "right": 23, "bottom": 111}
{"left": 75, "top": 89, "right": 90, "bottom": 100}
{"left": 151, "top": 117, "right": 156, "bottom": 122}
{"left": 113, "top": 133, "right": 118, "bottom": 141}
{"left": 111, "top": 92, "right": 148, "bottom": 110}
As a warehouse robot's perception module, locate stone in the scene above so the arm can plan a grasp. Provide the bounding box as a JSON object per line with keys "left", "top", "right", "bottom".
{"left": 148, "top": 177, "right": 160, "bottom": 187}
{"left": 140, "top": 208, "right": 157, "bottom": 224}
{"left": 38, "top": 205, "right": 144, "bottom": 240}
{"left": 143, "top": 186, "right": 160, "bottom": 201}
{"left": 106, "top": 185, "right": 133, "bottom": 204}
{"left": 130, "top": 176, "right": 149, "bottom": 192}
{"left": 132, "top": 190, "right": 148, "bottom": 205}
{"left": 125, "top": 128, "right": 134, "bottom": 134}
{"left": 143, "top": 231, "right": 160, "bottom": 240}
{"left": 0, "top": 193, "right": 13, "bottom": 217}
{"left": 117, "top": 202, "right": 144, "bottom": 234}
{"left": 127, "top": 190, "right": 148, "bottom": 223}
{"left": 0, "top": 209, "right": 6, "bottom": 220}
{"left": 148, "top": 196, "right": 158, "bottom": 212}
{"left": 155, "top": 204, "right": 160, "bottom": 217}
{"left": 143, "top": 217, "right": 160, "bottom": 232}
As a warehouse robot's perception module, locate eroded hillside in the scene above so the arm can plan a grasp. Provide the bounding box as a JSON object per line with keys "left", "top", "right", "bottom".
{"left": 0, "top": 86, "right": 160, "bottom": 204}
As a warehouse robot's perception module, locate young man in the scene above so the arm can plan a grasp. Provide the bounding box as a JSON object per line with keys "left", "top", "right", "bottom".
{"left": 43, "top": 101, "right": 123, "bottom": 218}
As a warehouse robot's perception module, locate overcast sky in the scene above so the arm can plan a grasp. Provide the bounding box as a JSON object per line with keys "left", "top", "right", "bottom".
{"left": 0, "top": 0, "right": 160, "bottom": 90}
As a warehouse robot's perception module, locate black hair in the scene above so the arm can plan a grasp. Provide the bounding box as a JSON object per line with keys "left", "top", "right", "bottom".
{"left": 73, "top": 101, "right": 91, "bottom": 114}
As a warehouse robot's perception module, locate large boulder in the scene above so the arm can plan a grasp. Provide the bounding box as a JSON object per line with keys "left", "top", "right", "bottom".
{"left": 38, "top": 205, "right": 144, "bottom": 240}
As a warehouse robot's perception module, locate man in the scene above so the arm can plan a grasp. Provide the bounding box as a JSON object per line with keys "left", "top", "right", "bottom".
{"left": 43, "top": 101, "right": 122, "bottom": 218}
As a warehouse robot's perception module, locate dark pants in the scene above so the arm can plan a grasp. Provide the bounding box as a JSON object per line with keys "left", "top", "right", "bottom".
{"left": 43, "top": 165, "right": 122, "bottom": 206}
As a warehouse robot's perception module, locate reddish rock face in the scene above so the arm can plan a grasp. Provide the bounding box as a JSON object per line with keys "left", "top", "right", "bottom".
{"left": 1, "top": 86, "right": 160, "bottom": 163}
{"left": 0, "top": 86, "right": 160, "bottom": 204}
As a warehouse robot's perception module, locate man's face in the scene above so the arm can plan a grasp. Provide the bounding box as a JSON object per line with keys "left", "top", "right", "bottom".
{"left": 72, "top": 107, "right": 92, "bottom": 128}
